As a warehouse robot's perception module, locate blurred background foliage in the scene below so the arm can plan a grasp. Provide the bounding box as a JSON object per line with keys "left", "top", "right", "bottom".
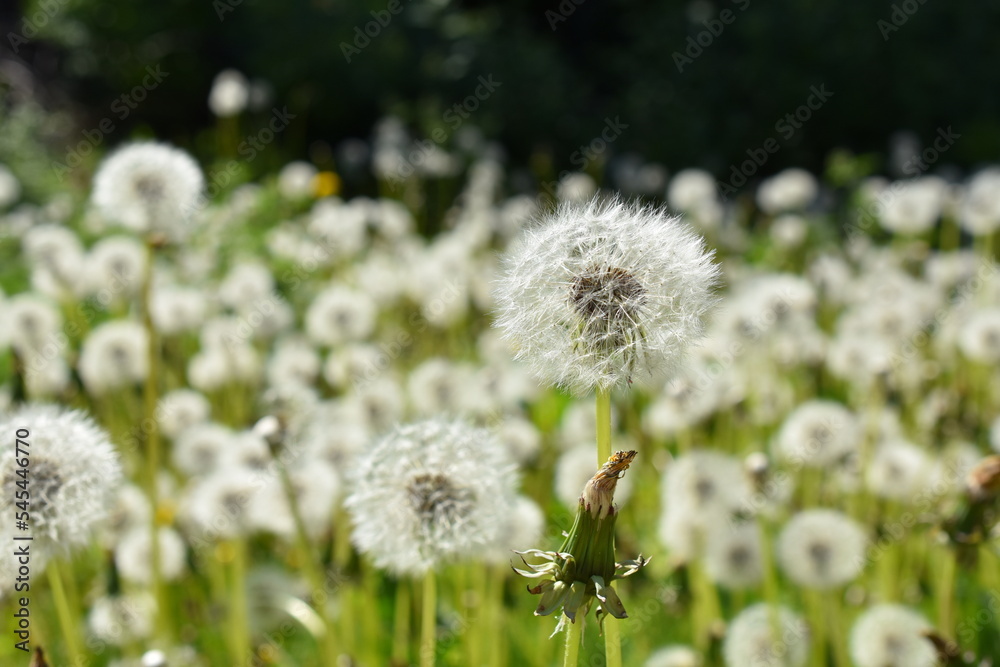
{"left": 5, "top": 0, "right": 1000, "bottom": 196}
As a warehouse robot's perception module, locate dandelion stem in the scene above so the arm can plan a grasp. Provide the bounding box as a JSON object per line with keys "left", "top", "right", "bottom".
{"left": 228, "top": 539, "right": 250, "bottom": 663}
{"left": 604, "top": 614, "right": 623, "bottom": 667}
{"left": 140, "top": 239, "right": 170, "bottom": 643}
{"left": 937, "top": 545, "right": 957, "bottom": 639}
{"left": 594, "top": 386, "right": 624, "bottom": 667}
{"left": 47, "top": 560, "right": 84, "bottom": 665}
{"left": 273, "top": 454, "right": 339, "bottom": 662}
{"left": 563, "top": 618, "right": 582, "bottom": 667}
{"left": 596, "top": 387, "right": 613, "bottom": 466}
{"left": 421, "top": 568, "right": 437, "bottom": 667}
{"left": 393, "top": 580, "right": 410, "bottom": 664}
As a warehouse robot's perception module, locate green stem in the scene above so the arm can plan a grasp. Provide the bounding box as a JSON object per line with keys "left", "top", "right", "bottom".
{"left": 937, "top": 545, "right": 957, "bottom": 639}
{"left": 596, "top": 387, "right": 613, "bottom": 465}
{"left": 421, "top": 569, "right": 437, "bottom": 667}
{"left": 827, "top": 590, "right": 849, "bottom": 667}
{"left": 47, "top": 560, "right": 84, "bottom": 665}
{"left": 595, "top": 386, "right": 623, "bottom": 667}
{"left": 563, "top": 617, "right": 582, "bottom": 667}
{"left": 140, "top": 240, "right": 169, "bottom": 642}
{"left": 604, "top": 612, "right": 623, "bottom": 667}
{"left": 273, "top": 455, "right": 338, "bottom": 662}
{"left": 230, "top": 539, "right": 250, "bottom": 663}
{"left": 393, "top": 580, "right": 410, "bottom": 664}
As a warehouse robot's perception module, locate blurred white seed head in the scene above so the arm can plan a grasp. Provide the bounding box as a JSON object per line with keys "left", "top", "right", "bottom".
{"left": 494, "top": 197, "right": 719, "bottom": 395}
{"left": 958, "top": 168, "right": 1000, "bottom": 235}
{"left": 157, "top": 389, "right": 211, "bottom": 440}
{"left": 150, "top": 284, "right": 208, "bottom": 335}
{"left": 0, "top": 405, "right": 122, "bottom": 555}
{"left": 278, "top": 161, "right": 319, "bottom": 200}
{"left": 668, "top": 168, "right": 718, "bottom": 212}
{"left": 777, "top": 509, "right": 867, "bottom": 589}
{"left": 958, "top": 308, "right": 1000, "bottom": 363}
{"left": 878, "top": 177, "right": 947, "bottom": 235}
{"left": 756, "top": 168, "right": 817, "bottom": 214}
{"left": 723, "top": 603, "right": 809, "bottom": 667}
{"left": 774, "top": 400, "right": 859, "bottom": 468}
{"left": 305, "top": 285, "right": 377, "bottom": 347}
{"left": 115, "top": 526, "right": 187, "bottom": 584}
{"left": 182, "top": 468, "right": 260, "bottom": 541}
{"left": 3, "top": 293, "right": 63, "bottom": 357}
{"left": 345, "top": 418, "right": 517, "bottom": 576}
{"left": 84, "top": 235, "right": 146, "bottom": 301}
{"left": 23, "top": 224, "right": 86, "bottom": 297}
{"left": 703, "top": 521, "right": 763, "bottom": 590}
{"left": 865, "top": 439, "right": 933, "bottom": 501}
{"left": 87, "top": 592, "right": 156, "bottom": 646}
{"left": 645, "top": 645, "right": 703, "bottom": 667}
{"left": 91, "top": 141, "right": 204, "bottom": 240}
{"left": 208, "top": 69, "right": 249, "bottom": 118}
{"left": 849, "top": 604, "right": 937, "bottom": 667}
{"left": 662, "top": 449, "right": 750, "bottom": 519}
{"left": 78, "top": 321, "right": 149, "bottom": 395}
{"left": 248, "top": 461, "right": 340, "bottom": 540}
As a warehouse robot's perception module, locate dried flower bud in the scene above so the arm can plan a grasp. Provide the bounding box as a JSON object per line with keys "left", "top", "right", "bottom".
{"left": 513, "top": 450, "right": 647, "bottom": 633}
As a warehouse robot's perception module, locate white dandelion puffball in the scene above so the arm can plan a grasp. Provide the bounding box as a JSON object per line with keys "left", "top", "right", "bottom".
{"left": 87, "top": 592, "right": 155, "bottom": 646}
{"left": 723, "top": 603, "right": 809, "bottom": 667}
{"left": 774, "top": 400, "right": 860, "bottom": 468}
{"left": 776, "top": 509, "right": 867, "bottom": 590}
{"left": 703, "top": 521, "right": 763, "bottom": 590}
{"left": 305, "top": 285, "right": 377, "bottom": 347}
{"left": 208, "top": 69, "right": 249, "bottom": 118}
{"left": 865, "top": 439, "right": 933, "bottom": 501}
{"left": 756, "top": 168, "right": 818, "bottom": 214}
{"left": 849, "top": 604, "right": 937, "bottom": 667}
{"left": 645, "top": 645, "right": 702, "bottom": 667}
{"left": 91, "top": 141, "right": 204, "bottom": 240}
{"left": 78, "top": 320, "right": 149, "bottom": 395}
{"left": 494, "top": 197, "right": 719, "bottom": 395}
{"left": 345, "top": 418, "right": 517, "bottom": 576}
{"left": 0, "top": 405, "right": 122, "bottom": 554}
{"left": 115, "top": 527, "right": 187, "bottom": 584}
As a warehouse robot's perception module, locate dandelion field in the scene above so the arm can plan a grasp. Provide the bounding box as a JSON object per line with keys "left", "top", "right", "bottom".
{"left": 4, "top": 29, "right": 1000, "bottom": 667}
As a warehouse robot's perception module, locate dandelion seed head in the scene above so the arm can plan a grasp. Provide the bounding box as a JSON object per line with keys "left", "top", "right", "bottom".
{"left": 777, "top": 509, "right": 867, "bottom": 590}
{"left": 91, "top": 141, "right": 204, "bottom": 240}
{"left": 775, "top": 400, "right": 859, "bottom": 467}
{"left": 494, "top": 196, "right": 719, "bottom": 394}
{"left": 0, "top": 404, "right": 122, "bottom": 555}
{"left": 78, "top": 320, "right": 149, "bottom": 395}
{"left": 345, "top": 418, "right": 517, "bottom": 576}
{"left": 849, "top": 604, "right": 937, "bottom": 667}
{"left": 115, "top": 527, "right": 187, "bottom": 585}
{"left": 723, "top": 603, "right": 809, "bottom": 667}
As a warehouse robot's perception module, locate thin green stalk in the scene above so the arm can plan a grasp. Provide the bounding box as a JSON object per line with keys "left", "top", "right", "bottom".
{"left": 229, "top": 539, "right": 250, "bottom": 663}
{"left": 563, "top": 618, "right": 582, "bottom": 667}
{"left": 47, "top": 560, "right": 84, "bottom": 665}
{"left": 604, "top": 613, "right": 623, "bottom": 667}
{"left": 826, "top": 590, "right": 849, "bottom": 667}
{"left": 393, "top": 580, "right": 411, "bottom": 664}
{"left": 488, "top": 565, "right": 506, "bottom": 667}
{"left": 804, "top": 589, "right": 827, "bottom": 667}
{"left": 937, "top": 545, "right": 957, "bottom": 639}
{"left": 596, "top": 386, "right": 613, "bottom": 465}
{"left": 140, "top": 240, "right": 169, "bottom": 641}
{"left": 595, "top": 386, "right": 623, "bottom": 667}
{"left": 273, "top": 454, "right": 338, "bottom": 661}
{"left": 421, "top": 569, "right": 437, "bottom": 667}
